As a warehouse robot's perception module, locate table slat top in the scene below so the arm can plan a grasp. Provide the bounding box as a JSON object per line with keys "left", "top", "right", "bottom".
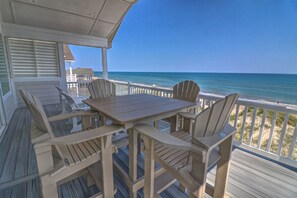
{"left": 83, "top": 94, "right": 196, "bottom": 123}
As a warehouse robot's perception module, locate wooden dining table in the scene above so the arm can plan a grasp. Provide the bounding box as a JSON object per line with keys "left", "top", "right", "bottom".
{"left": 84, "top": 93, "right": 196, "bottom": 197}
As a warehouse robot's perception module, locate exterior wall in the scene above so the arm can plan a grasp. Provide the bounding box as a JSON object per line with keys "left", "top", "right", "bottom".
{"left": 7, "top": 40, "right": 66, "bottom": 108}
{"left": 14, "top": 79, "right": 60, "bottom": 107}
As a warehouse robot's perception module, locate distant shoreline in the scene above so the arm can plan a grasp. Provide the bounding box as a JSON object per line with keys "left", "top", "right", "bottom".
{"left": 93, "top": 71, "right": 297, "bottom": 106}
{"left": 94, "top": 71, "right": 297, "bottom": 75}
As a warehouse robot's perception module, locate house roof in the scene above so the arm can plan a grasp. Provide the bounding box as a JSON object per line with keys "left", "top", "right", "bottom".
{"left": 0, "top": 0, "right": 137, "bottom": 46}
{"left": 64, "top": 44, "right": 75, "bottom": 62}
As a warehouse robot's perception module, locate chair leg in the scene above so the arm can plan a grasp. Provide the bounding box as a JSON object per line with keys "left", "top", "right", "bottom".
{"left": 137, "top": 133, "right": 142, "bottom": 154}
{"left": 190, "top": 154, "right": 209, "bottom": 198}
{"left": 153, "top": 120, "right": 159, "bottom": 129}
{"left": 82, "top": 116, "right": 91, "bottom": 130}
{"left": 182, "top": 118, "right": 192, "bottom": 133}
{"left": 143, "top": 136, "right": 155, "bottom": 198}
{"left": 170, "top": 115, "right": 178, "bottom": 132}
{"left": 179, "top": 183, "right": 187, "bottom": 193}
{"left": 213, "top": 136, "right": 233, "bottom": 197}
{"left": 86, "top": 173, "right": 95, "bottom": 187}
{"left": 100, "top": 135, "right": 114, "bottom": 198}
{"left": 41, "top": 177, "right": 58, "bottom": 198}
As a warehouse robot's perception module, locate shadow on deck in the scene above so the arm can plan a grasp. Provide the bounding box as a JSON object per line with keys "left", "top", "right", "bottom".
{"left": 0, "top": 104, "right": 296, "bottom": 197}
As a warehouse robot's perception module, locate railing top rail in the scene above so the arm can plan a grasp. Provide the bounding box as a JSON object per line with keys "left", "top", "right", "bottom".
{"left": 67, "top": 79, "right": 297, "bottom": 114}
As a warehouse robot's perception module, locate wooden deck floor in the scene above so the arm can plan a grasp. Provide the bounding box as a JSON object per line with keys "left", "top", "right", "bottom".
{"left": 0, "top": 104, "right": 296, "bottom": 197}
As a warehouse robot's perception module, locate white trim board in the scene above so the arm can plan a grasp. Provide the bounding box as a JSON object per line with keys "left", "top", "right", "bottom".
{"left": 2, "top": 23, "right": 109, "bottom": 48}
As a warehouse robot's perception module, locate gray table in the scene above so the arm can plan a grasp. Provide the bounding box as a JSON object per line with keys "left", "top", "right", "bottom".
{"left": 84, "top": 94, "right": 196, "bottom": 197}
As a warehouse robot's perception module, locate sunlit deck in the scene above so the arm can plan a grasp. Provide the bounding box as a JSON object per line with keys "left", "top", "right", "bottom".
{"left": 0, "top": 105, "right": 296, "bottom": 198}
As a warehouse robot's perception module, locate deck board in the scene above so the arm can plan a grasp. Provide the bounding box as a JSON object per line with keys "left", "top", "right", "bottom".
{"left": 0, "top": 104, "right": 296, "bottom": 197}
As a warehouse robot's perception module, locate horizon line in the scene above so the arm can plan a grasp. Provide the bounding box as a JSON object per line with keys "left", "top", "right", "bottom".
{"left": 90, "top": 71, "right": 297, "bottom": 75}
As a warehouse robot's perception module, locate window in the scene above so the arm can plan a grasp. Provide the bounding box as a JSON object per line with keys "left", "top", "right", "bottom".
{"left": 8, "top": 38, "right": 59, "bottom": 77}
{"left": 0, "top": 34, "right": 10, "bottom": 95}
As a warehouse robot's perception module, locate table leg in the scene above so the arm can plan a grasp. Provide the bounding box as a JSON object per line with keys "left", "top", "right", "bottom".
{"left": 137, "top": 133, "right": 142, "bottom": 154}
{"left": 128, "top": 128, "right": 138, "bottom": 198}
{"left": 170, "top": 115, "right": 177, "bottom": 133}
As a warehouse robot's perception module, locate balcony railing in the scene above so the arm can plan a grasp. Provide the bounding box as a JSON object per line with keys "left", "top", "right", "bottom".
{"left": 66, "top": 80, "right": 297, "bottom": 168}
{"left": 66, "top": 74, "right": 77, "bottom": 82}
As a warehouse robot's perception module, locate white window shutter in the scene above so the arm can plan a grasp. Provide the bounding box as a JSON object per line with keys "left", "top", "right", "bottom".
{"left": 8, "top": 38, "right": 59, "bottom": 77}
{"left": 8, "top": 38, "right": 37, "bottom": 77}
{"left": 35, "top": 41, "right": 59, "bottom": 77}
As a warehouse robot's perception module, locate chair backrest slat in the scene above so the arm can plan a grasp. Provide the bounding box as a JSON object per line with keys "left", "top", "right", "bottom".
{"left": 88, "top": 79, "right": 116, "bottom": 98}
{"left": 193, "top": 93, "right": 239, "bottom": 138}
{"left": 55, "top": 86, "right": 64, "bottom": 94}
{"left": 173, "top": 80, "right": 200, "bottom": 102}
{"left": 20, "top": 90, "right": 55, "bottom": 138}
{"left": 55, "top": 86, "right": 79, "bottom": 110}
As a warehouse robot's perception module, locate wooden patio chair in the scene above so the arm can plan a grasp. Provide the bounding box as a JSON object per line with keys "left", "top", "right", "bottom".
{"left": 55, "top": 86, "right": 89, "bottom": 112}
{"left": 159, "top": 80, "right": 200, "bottom": 132}
{"left": 135, "top": 93, "right": 239, "bottom": 198}
{"left": 173, "top": 80, "right": 200, "bottom": 132}
{"left": 88, "top": 79, "right": 116, "bottom": 126}
{"left": 88, "top": 79, "right": 116, "bottom": 99}
{"left": 20, "top": 90, "right": 123, "bottom": 198}
{"left": 55, "top": 86, "right": 91, "bottom": 132}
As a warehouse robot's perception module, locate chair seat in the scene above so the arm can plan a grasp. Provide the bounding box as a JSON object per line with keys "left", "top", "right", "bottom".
{"left": 59, "top": 138, "right": 102, "bottom": 166}
{"left": 154, "top": 131, "right": 221, "bottom": 172}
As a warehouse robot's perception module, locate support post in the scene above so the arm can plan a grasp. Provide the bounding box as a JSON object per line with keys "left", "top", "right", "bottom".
{"left": 57, "top": 43, "right": 67, "bottom": 92}
{"left": 102, "top": 48, "right": 108, "bottom": 79}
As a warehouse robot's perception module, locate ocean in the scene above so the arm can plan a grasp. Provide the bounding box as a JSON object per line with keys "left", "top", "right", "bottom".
{"left": 94, "top": 72, "right": 297, "bottom": 105}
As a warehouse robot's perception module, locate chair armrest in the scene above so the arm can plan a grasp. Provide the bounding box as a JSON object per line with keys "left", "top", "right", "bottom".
{"left": 35, "top": 125, "right": 124, "bottom": 148}
{"left": 192, "top": 124, "right": 236, "bottom": 151}
{"left": 134, "top": 124, "right": 206, "bottom": 159}
{"left": 48, "top": 111, "right": 98, "bottom": 122}
{"left": 177, "top": 112, "right": 197, "bottom": 120}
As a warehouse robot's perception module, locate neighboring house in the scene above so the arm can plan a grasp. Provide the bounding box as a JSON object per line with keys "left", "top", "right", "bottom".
{"left": 72, "top": 67, "right": 94, "bottom": 81}
{"left": 64, "top": 44, "right": 76, "bottom": 82}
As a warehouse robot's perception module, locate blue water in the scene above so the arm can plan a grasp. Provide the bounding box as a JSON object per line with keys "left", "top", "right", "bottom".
{"left": 94, "top": 72, "right": 297, "bottom": 105}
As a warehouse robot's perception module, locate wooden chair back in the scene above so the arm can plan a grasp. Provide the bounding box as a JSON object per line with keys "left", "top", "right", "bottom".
{"left": 88, "top": 79, "right": 116, "bottom": 98}
{"left": 193, "top": 93, "right": 239, "bottom": 138}
{"left": 55, "top": 86, "right": 64, "bottom": 94}
{"left": 20, "top": 90, "right": 55, "bottom": 138}
{"left": 60, "top": 90, "right": 78, "bottom": 108}
{"left": 173, "top": 80, "right": 200, "bottom": 102}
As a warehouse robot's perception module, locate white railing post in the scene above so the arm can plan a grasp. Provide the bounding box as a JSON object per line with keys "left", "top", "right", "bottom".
{"left": 102, "top": 48, "right": 108, "bottom": 79}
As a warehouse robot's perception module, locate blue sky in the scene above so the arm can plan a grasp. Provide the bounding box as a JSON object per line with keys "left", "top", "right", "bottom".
{"left": 69, "top": 0, "right": 297, "bottom": 74}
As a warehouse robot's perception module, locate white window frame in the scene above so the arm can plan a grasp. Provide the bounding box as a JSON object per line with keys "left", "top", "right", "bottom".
{"left": 0, "top": 34, "right": 11, "bottom": 96}
{"left": 0, "top": 85, "right": 6, "bottom": 138}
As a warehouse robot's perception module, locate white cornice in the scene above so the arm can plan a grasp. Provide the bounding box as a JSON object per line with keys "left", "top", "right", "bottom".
{"left": 2, "top": 23, "right": 109, "bottom": 48}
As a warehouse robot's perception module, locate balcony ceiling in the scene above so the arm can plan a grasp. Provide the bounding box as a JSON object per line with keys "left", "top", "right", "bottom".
{"left": 0, "top": 0, "right": 137, "bottom": 43}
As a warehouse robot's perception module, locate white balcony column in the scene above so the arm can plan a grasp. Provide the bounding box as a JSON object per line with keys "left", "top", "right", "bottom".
{"left": 69, "top": 62, "right": 72, "bottom": 75}
{"left": 57, "top": 43, "right": 67, "bottom": 91}
{"left": 101, "top": 47, "right": 108, "bottom": 79}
